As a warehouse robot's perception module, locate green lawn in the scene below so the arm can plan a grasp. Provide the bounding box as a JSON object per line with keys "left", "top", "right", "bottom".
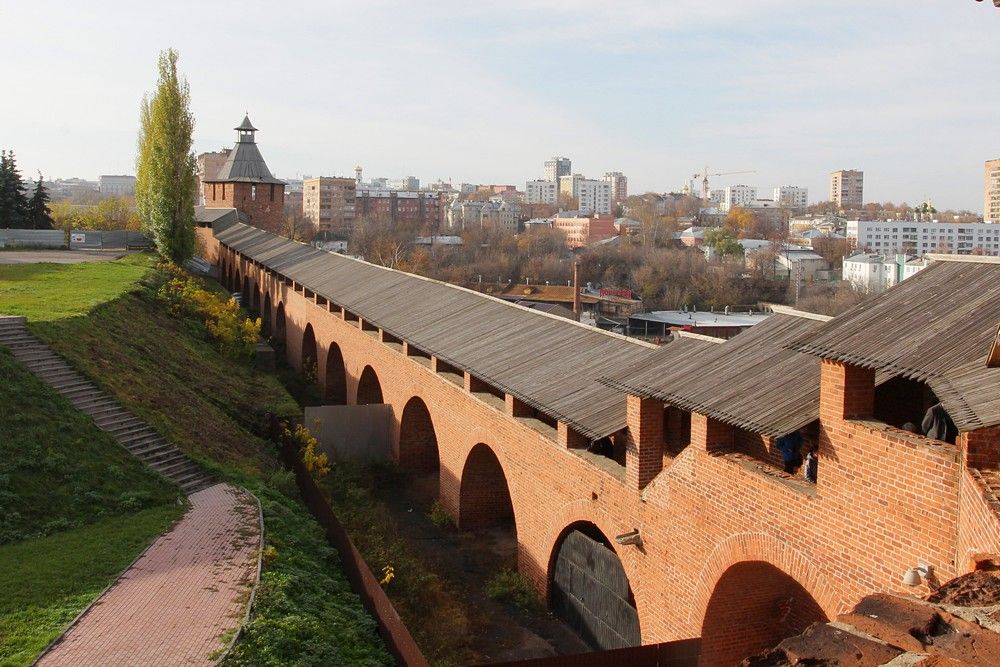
{"left": 0, "top": 254, "right": 153, "bottom": 321}
{"left": 0, "top": 256, "right": 392, "bottom": 665}
{"left": 0, "top": 504, "right": 183, "bottom": 667}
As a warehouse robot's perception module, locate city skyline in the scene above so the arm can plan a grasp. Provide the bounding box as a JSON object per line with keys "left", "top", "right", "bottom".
{"left": 3, "top": 1, "right": 999, "bottom": 210}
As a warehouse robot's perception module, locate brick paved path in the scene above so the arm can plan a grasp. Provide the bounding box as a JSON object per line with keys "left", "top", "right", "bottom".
{"left": 37, "top": 483, "right": 261, "bottom": 667}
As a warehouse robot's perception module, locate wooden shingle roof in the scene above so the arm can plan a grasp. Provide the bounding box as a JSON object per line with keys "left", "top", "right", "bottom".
{"left": 788, "top": 256, "right": 1000, "bottom": 433}
{"left": 218, "top": 223, "right": 661, "bottom": 440}
{"left": 602, "top": 308, "right": 831, "bottom": 438}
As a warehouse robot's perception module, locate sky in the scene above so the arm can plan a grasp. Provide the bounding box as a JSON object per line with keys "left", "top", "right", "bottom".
{"left": 3, "top": 1, "right": 999, "bottom": 210}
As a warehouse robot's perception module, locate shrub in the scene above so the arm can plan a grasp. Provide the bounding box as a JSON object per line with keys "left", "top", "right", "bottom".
{"left": 156, "top": 264, "right": 260, "bottom": 359}
{"left": 282, "top": 422, "right": 330, "bottom": 480}
{"left": 484, "top": 569, "right": 539, "bottom": 611}
{"left": 428, "top": 500, "right": 454, "bottom": 529}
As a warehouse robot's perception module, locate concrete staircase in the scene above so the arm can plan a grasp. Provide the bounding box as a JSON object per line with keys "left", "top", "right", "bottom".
{"left": 0, "top": 315, "right": 214, "bottom": 494}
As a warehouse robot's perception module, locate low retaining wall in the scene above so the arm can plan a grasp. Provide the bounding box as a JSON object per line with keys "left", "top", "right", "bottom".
{"left": 276, "top": 431, "right": 429, "bottom": 667}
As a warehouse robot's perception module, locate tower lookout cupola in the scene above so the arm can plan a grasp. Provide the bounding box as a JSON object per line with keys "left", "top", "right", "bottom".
{"left": 202, "top": 115, "right": 286, "bottom": 232}
{"left": 235, "top": 115, "right": 258, "bottom": 143}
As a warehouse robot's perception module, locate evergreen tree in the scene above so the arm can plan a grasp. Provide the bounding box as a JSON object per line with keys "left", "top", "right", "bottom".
{"left": 27, "top": 172, "right": 53, "bottom": 230}
{"left": 135, "top": 49, "right": 196, "bottom": 263}
{"left": 0, "top": 150, "right": 28, "bottom": 229}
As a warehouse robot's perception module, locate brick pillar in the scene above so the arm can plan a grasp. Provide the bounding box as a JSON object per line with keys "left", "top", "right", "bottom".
{"left": 691, "top": 412, "right": 734, "bottom": 453}
{"left": 506, "top": 394, "right": 532, "bottom": 418}
{"left": 626, "top": 395, "right": 664, "bottom": 490}
{"left": 820, "top": 359, "right": 874, "bottom": 421}
{"left": 558, "top": 422, "right": 588, "bottom": 449}
{"left": 465, "top": 372, "right": 489, "bottom": 393}
{"left": 963, "top": 427, "right": 1000, "bottom": 469}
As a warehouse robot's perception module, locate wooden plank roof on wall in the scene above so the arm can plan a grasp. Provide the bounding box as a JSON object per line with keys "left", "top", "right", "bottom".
{"left": 788, "top": 256, "right": 1000, "bottom": 433}
{"left": 217, "top": 222, "right": 662, "bottom": 440}
{"left": 601, "top": 308, "right": 831, "bottom": 438}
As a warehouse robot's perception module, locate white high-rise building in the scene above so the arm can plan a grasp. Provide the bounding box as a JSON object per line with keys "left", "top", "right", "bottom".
{"left": 525, "top": 180, "right": 558, "bottom": 205}
{"left": 559, "top": 174, "right": 612, "bottom": 214}
{"left": 719, "top": 185, "right": 757, "bottom": 212}
{"left": 603, "top": 171, "right": 628, "bottom": 204}
{"left": 544, "top": 157, "right": 572, "bottom": 183}
{"left": 773, "top": 186, "right": 809, "bottom": 209}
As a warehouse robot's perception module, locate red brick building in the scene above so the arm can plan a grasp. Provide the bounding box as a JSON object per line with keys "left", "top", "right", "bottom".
{"left": 354, "top": 189, "right": 445, "bottom": 228}
{"left": 203, "top": 116, "right": 285, "bottom": 233}
{"left": 205, "top": 223, "right": 1000, "bottom": 666}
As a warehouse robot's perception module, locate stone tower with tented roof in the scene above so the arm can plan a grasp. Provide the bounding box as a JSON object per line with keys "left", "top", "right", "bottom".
{"left": 203, "top": 115, "right": 285, "bottom": 232}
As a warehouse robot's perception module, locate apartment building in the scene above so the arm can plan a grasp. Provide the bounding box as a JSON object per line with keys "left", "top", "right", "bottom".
{"left": 842, "top": 253, "right": 929, "bottom": 293}
{"left": 603, "top": 171, "right": 628, "bottom": 204}
{"left": 850, "top": 219, "right": 1000, "bottom": 256}
{"left": 552, "top": 212, "right": 616, "bottom": 248}
{"left": 525, "top": 180, "right": 558, "bottom": 205}
{"left": 544, "top": 157, "right": 571, "bottom": 182}
{"left": 354, "top": 189, "right": 445, "bottom": 227}
{"left": 718, "top": 185, "right": 757, "bottom": 212}
{"left": 985, "top": 158, "right": 1000, "bottom": 223}
{"left": 831, "top": 169, "right": 864, "bottom": 209}
{"left": 773, "top": 186, "right": 808, "bottom": 209}
{"left": 559, "top": 174, "right": 612, "bottom": 214}
{"left": 303, "top": 176, "right": 357, "bottom": 233}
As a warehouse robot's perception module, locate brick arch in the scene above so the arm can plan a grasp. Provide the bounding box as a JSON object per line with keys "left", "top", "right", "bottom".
{"left": 357, "top": 365, "right": 384, "bottom": 405}
{"left": 262, "top": 292, "right": 273, "bottom": 336}
{"left": 242, "top": 275, "right": 250, "bottom": 307}
{"left": 301, "top": 323, "right": 317, "bottom": 376}
{"left": 251, "top": 283, "right": 261, "bottom": 316}
{"left": 691, "top": 533, "right": 838, "bottom": 625}
{"left": 692, "top": 533, "right": 837, "bottom": 665}
{"left": 547, "top": 520, "right": 642, "bottom": 650}
{"left": 458, "top": 442, "right": 515, "bottom": 531}
{"left": 398, "top": 396, "right": 440, "bottom": 474}
{"left": 273, "top": 302, "right": 286, "bottom": 347}
{"left": 234, "top": 270, "right": 242, "bottom": 297}
{"left": 323, "top": 341, "right": 347, "bottom": 405}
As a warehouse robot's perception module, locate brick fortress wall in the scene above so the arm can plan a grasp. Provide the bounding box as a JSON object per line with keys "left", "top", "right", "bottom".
{"left": 215, "top": 237, "right": 1000, "bottom": 664}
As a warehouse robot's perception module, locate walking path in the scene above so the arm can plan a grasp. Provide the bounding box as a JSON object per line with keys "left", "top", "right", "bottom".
{"left": 36, "top": 483, "right": 261, "bottom": 667}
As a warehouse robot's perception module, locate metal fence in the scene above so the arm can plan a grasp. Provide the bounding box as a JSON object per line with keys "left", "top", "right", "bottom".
{"left": 69, "top": 229, "right": 151, "bottom": 250}
{"left": 0, "top": 229, "right": 151, "bottom": 250}
{"left": 0, "top": 229, "right": 66, "bottom": 248}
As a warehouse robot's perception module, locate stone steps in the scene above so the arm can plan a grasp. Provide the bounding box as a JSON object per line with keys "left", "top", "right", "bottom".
{"left": 0, "top": 315, "right": 214, "bottom": 494}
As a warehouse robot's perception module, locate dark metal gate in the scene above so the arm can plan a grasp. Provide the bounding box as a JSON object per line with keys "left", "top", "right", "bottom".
{"left": 551, "top": 529, "right": 641, "bottom": 650}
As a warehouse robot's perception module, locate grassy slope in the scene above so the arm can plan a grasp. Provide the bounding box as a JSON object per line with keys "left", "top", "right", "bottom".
{"left": 0, "top": 258, "right": 185, "bottom": 665}
{"left": 5, "top": 256, "right": 391, "bottom": 665}
{"left": 0, "top": 347, "right": 180, "bottom": 544}
{"left": 0, "top": 506, "right": 181, "bottom": 667}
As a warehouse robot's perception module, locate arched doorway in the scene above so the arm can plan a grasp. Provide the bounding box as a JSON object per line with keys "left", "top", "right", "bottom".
{"left": 274, "top": 302, "right": 286, "bottom": 349}
{"left": 398, "top": 397, "right": 440, "bottom": 474}
{"left": 700, "top": 561, "right": 828, "bottom": 666}
{"left": 262, "top": 292, "right": 273, "bottom": 336}
{"left": 356, "top": 365, "right": 383, "bottom": 405}
{"left": 324, "top": 343, "right": 347, "bottom": 405}
{"left": 548, "top": 522, "right": 640, "bottom": 650}
{"left": 301, "top": 323, "right": 317, "bottom": 377}
{"left": 242, "top": 276, "right": 250, "bottom": 309}
{"left": 234, "top": 271, "right": 242, "bottom": 297}
{"left": 252, "top": 285, "right": 261, "bottom": 317}
{"left": 458, "top": 443, "right": 514, "bottom": 531}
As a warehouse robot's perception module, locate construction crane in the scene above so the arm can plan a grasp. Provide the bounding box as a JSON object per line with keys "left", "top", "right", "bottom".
{"left": 692, "top": 167, "right": 756, "bottom": 201}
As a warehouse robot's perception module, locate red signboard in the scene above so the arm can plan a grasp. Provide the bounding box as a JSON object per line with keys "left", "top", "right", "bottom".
{"left": 599, "top": 288, "right": 633, "bottom": 299}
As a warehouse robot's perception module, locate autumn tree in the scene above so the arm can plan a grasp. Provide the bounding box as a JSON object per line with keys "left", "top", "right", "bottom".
{"left": 135, "top": 48, "right": 197, "bottom": 263}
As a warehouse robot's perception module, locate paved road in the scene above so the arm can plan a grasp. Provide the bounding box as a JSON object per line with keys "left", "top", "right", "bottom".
{"left": 37, "top": 484, "right": 261, "bottom": 667}
{"left": 0, "top": 250, "right": 127, "bottom": 264}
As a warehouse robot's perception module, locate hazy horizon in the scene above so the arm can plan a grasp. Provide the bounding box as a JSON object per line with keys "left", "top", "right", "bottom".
{"left": 4, "top": 1, "right": 998, "bottom": 210}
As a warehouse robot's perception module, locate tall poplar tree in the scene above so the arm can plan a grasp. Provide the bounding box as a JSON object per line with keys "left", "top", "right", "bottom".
{"left": 135, "top": 49, "right": 196, "bottom": 263}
